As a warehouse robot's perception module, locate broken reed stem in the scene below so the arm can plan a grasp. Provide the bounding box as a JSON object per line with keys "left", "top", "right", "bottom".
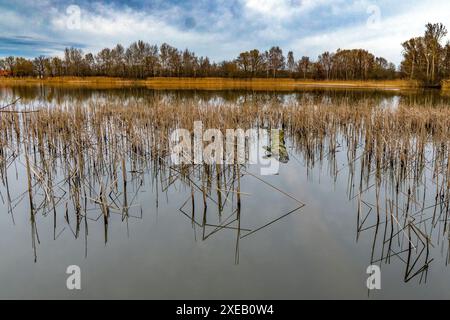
{"left": 0, "top": 96, "right": 448, "bottom": 265}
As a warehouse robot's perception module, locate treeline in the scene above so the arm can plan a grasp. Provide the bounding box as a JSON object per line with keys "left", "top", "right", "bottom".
{"left": 401, "top": 23, "right": 450, "bottom": 85}
{"left": 0, "top": 22, "right": 448, "bottom": 83}
{"left": 0, "top": 44, "right": 396, "bottom": 81}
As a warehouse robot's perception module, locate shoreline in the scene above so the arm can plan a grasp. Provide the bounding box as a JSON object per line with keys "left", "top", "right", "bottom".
{"left": 0, "top": 77, "right": 424, "bottom": 91}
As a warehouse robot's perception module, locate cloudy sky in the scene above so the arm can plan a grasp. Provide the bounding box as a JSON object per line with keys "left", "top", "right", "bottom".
{"left": 1, "top": 0, "right": 450, "bottom": 65}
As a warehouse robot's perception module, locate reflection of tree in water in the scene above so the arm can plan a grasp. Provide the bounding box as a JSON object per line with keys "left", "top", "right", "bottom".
{"left": 2, "top": 85, "right": 450, "bottom": 109}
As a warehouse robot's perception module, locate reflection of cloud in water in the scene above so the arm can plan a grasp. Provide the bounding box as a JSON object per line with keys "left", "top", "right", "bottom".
{"left": 0, "top": 87, "right": 449, "bottom": 299}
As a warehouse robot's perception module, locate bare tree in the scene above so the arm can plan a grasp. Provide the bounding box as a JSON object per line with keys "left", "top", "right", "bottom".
{"left": 298, "top": 56, "right": 310, "bottom": 79}
{"left": 318, "top": 51, "right": 333, "bottom": 80}
{"left": 287, "top": 51, "right": 295, "bottom": 76}
{"left": 33, "top": 56, "right": 47, "bottom": 78}
{"left": 268, "top": 46, "right": 285, "bottom": 77}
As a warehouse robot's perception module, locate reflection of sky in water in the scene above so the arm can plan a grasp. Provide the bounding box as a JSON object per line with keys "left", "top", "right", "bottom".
{"left": 379, "top": 96, "right": 400, "bottom": 111}
{"left": 0, "top": 86, "right": 449, "bottom": 299}
{"left": 2, "top": 85, "right": 450, "bottom": 110}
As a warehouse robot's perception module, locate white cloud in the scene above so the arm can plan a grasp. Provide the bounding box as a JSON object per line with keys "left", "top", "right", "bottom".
{"left": 2, "top": 0, "right": 450, "bottom": 65}
{"left": 48, "top": 3, "right": 225, "bottom": 58}
{"left": 289, "top": 0, "right": 450, "bottom": 64}
{"left": 241, "top": 0, "right": 332, "bottom": 21}
{"left": 243, "top": 0, "right": 294, "bottom": 19}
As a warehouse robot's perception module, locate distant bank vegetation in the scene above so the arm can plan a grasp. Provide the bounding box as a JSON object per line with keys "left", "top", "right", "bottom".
{"left": 0, "top": 23, "right": 449, "bottom": 87}
{"left": 0, "top": 77, "right": 421, "bottom": 91}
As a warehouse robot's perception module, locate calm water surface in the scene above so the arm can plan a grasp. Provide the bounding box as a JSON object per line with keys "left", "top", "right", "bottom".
{"left": 0, "top": 85, "right": 449, "bottom": 299}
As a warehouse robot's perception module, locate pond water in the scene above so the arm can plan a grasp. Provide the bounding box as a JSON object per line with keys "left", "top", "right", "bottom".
{"left": 0, "top": 85, "right": 449, "bottom": 299}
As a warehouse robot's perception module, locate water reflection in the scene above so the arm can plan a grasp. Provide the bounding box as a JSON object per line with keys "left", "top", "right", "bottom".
{"left": 0, "top": 85, "right": 449, "bottom": 298}
{"left": 2, "top": 84, "right": 450, "bottom": 109}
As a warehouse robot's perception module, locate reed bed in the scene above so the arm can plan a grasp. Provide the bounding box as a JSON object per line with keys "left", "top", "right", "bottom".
{"left": 0, "top": 96, "right": 449, "bottom": 278}
{"left": 0, "top": 77, "right": 420, "bottom": 91}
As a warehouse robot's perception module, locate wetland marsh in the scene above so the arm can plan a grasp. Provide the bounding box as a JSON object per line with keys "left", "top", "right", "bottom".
{"left": 0, "top": 85, "right": 449, "bottom": 299}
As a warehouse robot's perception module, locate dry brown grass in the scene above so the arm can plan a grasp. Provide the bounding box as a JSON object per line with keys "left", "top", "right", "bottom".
{"left": 0, "top": 97, "right": 449, "bottom": 268}
{"left": 1, "top": 97, "right": 448, "bottom": 206}
{"left": 443, "top": 80, "right": 450, "bottom": 91}
{"left": 0, "top": 76, "right": 421, "bottom": 91}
